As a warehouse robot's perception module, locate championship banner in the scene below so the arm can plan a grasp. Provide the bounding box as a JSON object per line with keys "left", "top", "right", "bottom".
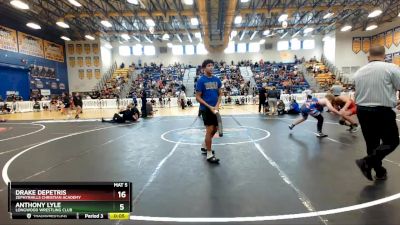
{"left": 385, "top": 53, "right": 393, "bottom": 63}
{"left": 93, "top": 56, "right": 100, "bottom": 67}
{"left": 44, "top": 40, "right": 64, "bottom": 62}
{"left": 362, "top": 37, "right": 371, "bottom": 53}
{"left": 95, "top": 69, "right": 101, "bottom": 79}
{"left": 86, "top": 69, "right": 93, "bottom": 79}
{"left": 77, "top": 57, "right": 83, "bottom": 67}
{"left": 377, "top": 33, "right": 385, "bottom": 47}
{"left": 76, "top": 44, "right": 82, "bottom": 54}
{"left": 0, "top": 25, "right": 18, "bottom": 52}
{"left": 371, "top": 35, "right": 378, "bottom": 47}
{"left": 67, "top": 44, "right": 74, "bottom": 55}
{"left": 84, "top": 44, "right": 91, "bottom": 54}
{"left": 393, "top": 52, "right": 400, "bottom": 67}
{"left": 17, "top": 31, "right": 44, "bottom": 58}
{"left": 92, "top": 43, "right": 99, "bottom": 54}
{"left": 394, "top": 27, "right": 400, "bottom": 46}
{"left": 385, "top": 30, "right": 393, "bottom": 48}
{"left": 85, "top": 56, "right": 92, "bottom": 67}
{"left": 352, "top": 37, "right": 361, "bottom": 54}
{"left": 78, "top": 69, "right": 84, "bottom": 80}
{"left": 69, "top": 57, "right": 75, "bottom": 67}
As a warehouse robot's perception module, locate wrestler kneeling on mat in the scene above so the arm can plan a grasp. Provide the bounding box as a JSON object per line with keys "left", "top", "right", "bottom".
{"left": 102, "top": 104, "right": 140, "bottom": 123}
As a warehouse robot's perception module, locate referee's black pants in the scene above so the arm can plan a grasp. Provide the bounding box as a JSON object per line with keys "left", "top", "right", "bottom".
{"left": 357, "top": 106, "right": 399, "bottom": 173}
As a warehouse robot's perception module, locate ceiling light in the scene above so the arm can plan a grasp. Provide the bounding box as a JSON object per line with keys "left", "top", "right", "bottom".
{"left": 241, "top": 0, "right": 250, "bottom": 2}
{"left": 282, "top": 21, "right": 288, "bottom": 28}
{"left": 149, "top": 27, "right": 155, "bottom": 34}
{"left": 292, "top": 30, "right": 300, "bottom": 38}
{"left": 10, "top": 0, "right": 29, "bottom": 10}
{"left": 144, "top": 35, "right": 153, "bottom": 43}
{"left": 188, "top": 34, "right": 192, "bottom": 43}
{"left": 162, "top": 33, "right": 170, "bottom": 40}
{"left": 60, "top": 36, "right": 71, "bottom": 41}
{"left": 340, "top": 25, "right": 352, "bottom": 32}
{"left": 68, "top": 0, "right": 82, "bottom": 7}
{"left": 56, "top": 21, "right": 70, "bottom": 29}
{"left": 104, "top": 43, "right": 113, "bottom": 49}
{"left": 263, "top": 30, "right": 270, "bottom": 35}
{"left": 183, "top": 0, "right": 193, "bottom": 5}
{"left": 280, "top": 32, "right": 288, "bottom": 39}
{"left": 234, "top": 16, "right": 242, "bottom": 24}
{"left": 176, "top": 34, "right": 182, "bottom": 43}
{"left": 323, "top": 12, "right": 334, "bottom": 19}
{"left": 127, "top": 0, "right": 139, "bottom": 4}
{"left": 304, "top": 27, "right": 314, "bottom": 33}
{"left": 190, "top": 18, "right": 199, "bottom": 26}
{"left": 101, "top": 20, "right": 112, "bottom": 28}
{"left": 26, "top": 22, "right": 41, "bottom": 30}
{"left": 145, "top": 19, "right": 155, "bottom": 27}
{"left": 167, "top": 43, "right": 173, "bottom": 48}
{"left": 231, "top": 30, "right": 238, "bottom": 37}
{"left": 85, "top": 35, "right": 95, "bottom": 40}
{"left": 132, "top": 36, "right": 141, "bottom": 42}
{"left": 366, "top": 23, "right": 378, "bottom": 31}
{"left": 194, "top": 32, "right": 201, "bottom": 39}
{"left": 249, "top": 31, "right": 258, "bottom": 40}
{"left": 240, "top": 31, "right": 246, "bottom": 41}
{"left": 368, "top": 9, "right": 382, "bottom": 18}
{"left": 121, "top": 34, "right": 130, "bottom": 40}
{"left": 259, "top": 39, "right": 265, "bottom": 44}
{"left": 322, "top": 36, "right": 331, "bottom": 42}
{"left": 278, "top": 14, "right": 288, "bottom": 22}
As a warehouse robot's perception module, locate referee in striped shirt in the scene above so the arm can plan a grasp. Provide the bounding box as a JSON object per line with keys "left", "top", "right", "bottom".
{"left": 354, "top": 46, "right": 400, "bottom": 181}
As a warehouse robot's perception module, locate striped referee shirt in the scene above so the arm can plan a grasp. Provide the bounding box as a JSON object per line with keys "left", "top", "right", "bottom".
{"left": 354, "top": 61, "right": 400, "bottom": 108}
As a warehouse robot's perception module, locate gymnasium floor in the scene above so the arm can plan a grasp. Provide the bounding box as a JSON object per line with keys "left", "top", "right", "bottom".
{"left": 1, "top": 106, "right": 400, "bottom": 225}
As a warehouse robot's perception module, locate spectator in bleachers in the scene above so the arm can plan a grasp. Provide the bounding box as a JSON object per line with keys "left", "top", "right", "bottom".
{"left": 277, "top": 100, "right": 286, "bottom": 115}
{"left": 287, "top": 99, "right": 300, "bottom": 114}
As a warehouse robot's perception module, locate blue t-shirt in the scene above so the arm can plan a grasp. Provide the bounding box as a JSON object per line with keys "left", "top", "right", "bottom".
{"left": 196, "top": 75, "right": 222, "bottom": 110}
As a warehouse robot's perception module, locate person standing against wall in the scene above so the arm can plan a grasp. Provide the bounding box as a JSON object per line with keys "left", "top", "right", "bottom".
{"left": 354, "top": 46, "right": 400, "bottom": 181}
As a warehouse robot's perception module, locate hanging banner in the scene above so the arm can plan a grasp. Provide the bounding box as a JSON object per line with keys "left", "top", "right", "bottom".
{"left": 43, "top": 40, "right": 64, "bottom": 62}
{"left": 385, "top": 29, "right": 393, "bottom": 49}
{"left": 69, "top": 57, "right": 75, "bottom": 67}
{"left": 95, "top": 69, "right": 101, "bottom": 79}
{"left": 78, "top": 69, "right": 84, "bottom": 80}
{"left": 84, "top": 44, "right": 91, "bottom": 54}
{"left": 385, "top": 53, "right": 393, "bottom": 63}
{"left": 393, "top": 52, "right": 400, "bottom": 67}
{"left": 0, "top": 25, "right": 18, "bottom": 52}
{"left": 93, "top": 56, "right": 100, "bottom": 67}
{"left": 76, "top": 44, "right": 82, "bottom": 54}
{"left": 92, "top": 43, "right": 99, "bottom": 54}
{"left": 362, "top": 37, "right": 371, "bottom": 53}
{"left": 17, "top": 31, "right": 44, "bottom": 57}
{"left": 86, "top": 69, "right": 93, "bottom": 79}
{"left": 394, "top": 27, "right": 400, "bottom": 46}
{"left": 352, "top": 37, "right": 361, "bottom": 54}
{"left": 85, "top": 56, "right": 92, "bottom": 67}
{"left": 377, "top": 33, "right": 385, "bottom": 47}
{"left": 77, "top": 57, "right": 83, "bottom": 67}
{"left": 371, "top": 35, "right": 378, "bottom": 47}
{"left": 67, "top": 44, "right": 74, "bottom": 55}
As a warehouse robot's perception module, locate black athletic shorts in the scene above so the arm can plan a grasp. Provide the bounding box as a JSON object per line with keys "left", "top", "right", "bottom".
{"left": 200, "top": 108, "right": 218, "bottom": 126}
